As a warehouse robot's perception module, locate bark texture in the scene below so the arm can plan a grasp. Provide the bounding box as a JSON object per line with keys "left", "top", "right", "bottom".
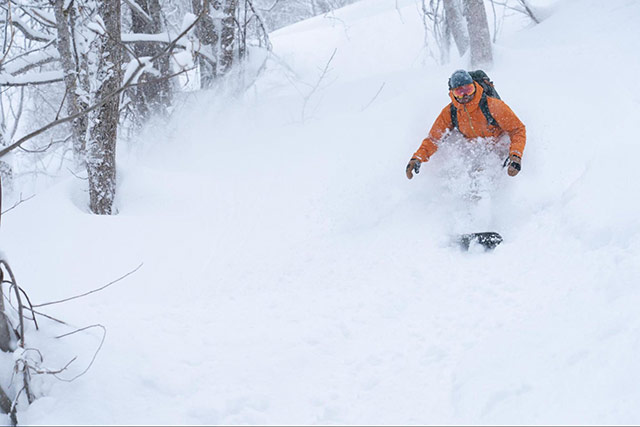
{"left": 464, "top": 0, "right": 493, "bottom": 67}
{"left": 219, "top": 0, "right": 238, "bottom": 75}
{"left": 86, "top": 1, "right": 122, "bottom": 215}
{"left": 53, "top": 0, "right": 87, "bottom": 163}
{"left": 443, "top": 0, "right": 469, "bottom": 57}
{"left": 0, "top": 266, "right": 14, "bottom": 354}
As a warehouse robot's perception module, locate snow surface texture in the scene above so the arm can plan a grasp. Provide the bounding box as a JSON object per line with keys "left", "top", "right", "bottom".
{"left": 2, "top": 0, "right": 640, "bottom": 423}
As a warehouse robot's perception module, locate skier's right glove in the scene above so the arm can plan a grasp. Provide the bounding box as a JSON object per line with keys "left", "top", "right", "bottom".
{"left": 406, "top": 158, "right": 421, "bottom": 179}
{"left": 506, "top": 154, "right": 521, "bottom": 177}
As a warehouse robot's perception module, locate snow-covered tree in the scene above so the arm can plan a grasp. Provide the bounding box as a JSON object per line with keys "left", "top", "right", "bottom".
{"left": 127, "top": 0, "right": 174, "bottom": 125}
{"left": 86, "top": 1, "right": 122, "bottom": 215}
{"left": 53, "top": 0, "right": 88, "bottom": 163}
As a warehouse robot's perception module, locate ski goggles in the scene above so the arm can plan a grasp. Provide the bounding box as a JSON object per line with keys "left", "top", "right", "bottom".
{"left": 452, "top": 83, "right": 475, "bottom": 97}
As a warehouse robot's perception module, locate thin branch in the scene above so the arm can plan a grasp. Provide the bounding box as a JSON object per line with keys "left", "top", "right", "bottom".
{"left": 16, "top": 286, "right": 38, "bottom": 330}
{"left": 518, "top": 0, "right": 540, "bottom": 24}
{"left": 126, "top": 65, "right": 195, "bottom": 89}
{"left": 361, "top": 82, "right": 385, "bottom": 111}
{"left": 32, "top": 262, "right": 143, "bottom": 308}
{"left": 0, "top": 75, "right": 64, "bottom": 87}
{"left": 256, "top": 0, "right": 281, "bottom": 13}
{"left": 8, "top": 86, "right": 24, "bottom": 140}
{"left": 0, "top": 1, "right": 16, "bottom": 66}
{"left": 18, "top": 134, "right": 71, "bottom": 153}
{"left": 123, "top": 0, "right": 153, "bottom": 25}
{"left": 54, "top": 324, "right": 106, "bottom": 382}
{"left": 0, "top": 16, "right": 53, "bottom": 43}
{"left": 30, "top": 309, "right": 68, "bottom": 326}
{"left": 29, "top": 356, "right": 77, "bottom": 375}
{"left": 55, "top": 88, "right": 68, "bottom": 120}
{"left": 67, "top": 166, "right": 87, "bottom": 180}
{"left": 1, "top": 193, "right": 35, "bottom": 215}
{"left": 301, "top": 48, "right": 337, "bottom": 123}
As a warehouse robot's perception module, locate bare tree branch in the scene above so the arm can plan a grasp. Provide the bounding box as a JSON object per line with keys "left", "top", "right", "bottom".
{"left": 301, "top": 48, "right": 337, "bottom": 122}
{"left": 360, "top": 82, "right": 385, "bottom": 112}
{"left": 123, "top": 0, "right": 153, "bottom": 25}
{"left": 1, "top": 193, "right": 35, "bottom": 214}
{"left": 32, "top": 262, "right": 143, "bottom": 308}
{"left": 0, "top": 16, "right": 53, "bottom": 43}
{"left": 54, "top": 324, "right": 106, "bottom": 382}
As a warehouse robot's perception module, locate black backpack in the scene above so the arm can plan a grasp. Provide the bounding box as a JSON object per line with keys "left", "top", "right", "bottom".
{"left": 449, "top": 70, "right": 500, "bottom": 130}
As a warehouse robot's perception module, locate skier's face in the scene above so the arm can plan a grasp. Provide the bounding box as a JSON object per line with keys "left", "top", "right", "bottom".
{"left": 453, "top": 83, "right": 476, "bottom": 104}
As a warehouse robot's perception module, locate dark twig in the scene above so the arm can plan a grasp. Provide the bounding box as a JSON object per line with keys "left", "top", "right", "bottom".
{"left": 32, "top": 263, "right": 143, "bottom": 308}
{"left": 29, "top": 356, "right": 77, "bottom": 375}
{"left": 30, "top": 309, "right": 68, "bottom": 326}
{"left": 54, "top": 324, "right": 106, "bottom": 382}
{"left": 1, "top": 193, "right": 35, "bottom": 215}
{"left": 16, "top": 286, "right": 38, "bottom": 330}
{"left": 361, "top": 82, "right": 385, "bottom": 111}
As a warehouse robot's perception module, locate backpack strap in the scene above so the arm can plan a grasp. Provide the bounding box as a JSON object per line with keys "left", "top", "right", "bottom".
{"left": 479, "top": 94, "right": 498, "bottom": 127}
{"left": 450, "top": 103, "right": 458, "bottom": 130}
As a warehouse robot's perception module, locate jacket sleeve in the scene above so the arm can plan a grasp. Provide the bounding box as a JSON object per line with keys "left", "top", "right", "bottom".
{"left": 413, "top": 104, "right": 454, "bottom": 162}
{"left": 489, "top": 98, "right": 526, "bottom": 158}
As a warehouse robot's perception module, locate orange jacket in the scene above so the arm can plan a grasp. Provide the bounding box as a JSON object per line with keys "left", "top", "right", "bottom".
{"left": 413, "top": 82, "right": 526, "bottom": 162}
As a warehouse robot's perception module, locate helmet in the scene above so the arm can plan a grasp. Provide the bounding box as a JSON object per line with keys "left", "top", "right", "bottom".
{"left": 448, "top": 69, "right": 473, "bottom": 89}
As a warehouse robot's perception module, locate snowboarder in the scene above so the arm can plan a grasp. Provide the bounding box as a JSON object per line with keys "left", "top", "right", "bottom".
{"left": 406, "top": 69, "right": 526, "bottom": 180}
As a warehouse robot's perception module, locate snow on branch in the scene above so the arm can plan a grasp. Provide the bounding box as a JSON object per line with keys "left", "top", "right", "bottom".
{"left": 0, "top": 46, "right": 59, "bottom": 76}
{"left": 0, "top": 16, "right": 54, "bottom": 43}
{"left": 0, "top": 70, "right": 64, "bottom": 87}
{"left": 123, "top": 0, "right": 153, "bottom": 25}
{"left": 21, "top": 7, "right": 57, "bottom": 28}
{"left": 121, "top": 32, "right": 177, "bottom": 45}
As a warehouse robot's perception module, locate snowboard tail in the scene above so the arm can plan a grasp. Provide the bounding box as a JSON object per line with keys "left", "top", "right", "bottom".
{"left": 459, "top": 232, "right": 503, "bottom": 250}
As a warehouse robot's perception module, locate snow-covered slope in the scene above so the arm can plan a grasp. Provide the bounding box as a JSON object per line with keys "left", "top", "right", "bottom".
{"left": 3, "top": 0, "right": 640, "bottom": 423}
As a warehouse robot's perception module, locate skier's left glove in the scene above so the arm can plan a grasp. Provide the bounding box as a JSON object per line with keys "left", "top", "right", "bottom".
{"left": 506, "top": 154, "right": 521, "bottom": 177}
{"left": 406, "top": 158, "right": 421, "bottom": 179}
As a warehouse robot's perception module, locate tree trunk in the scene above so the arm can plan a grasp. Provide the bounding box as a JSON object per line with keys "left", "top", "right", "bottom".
{"left": 464, "top": 0, "right": 492, "bottom": 67}
{"left": 192, "top": 0, "right": 218, "bottom": 88}
{"left": 129, "top": 0, "right": 173, "bottom": 124}
{"left": 86, "top": 1, "right": 121, "bottom": 215}
{"left": 443, "top": 0, "right": 469, "bottom": 57}
{"left": 0, "top": 268, "right": 14, "bottom": 353}
{"left": 218, "top": 0, "right": 238, "bottom": 75}
{"left": 53, "top": 0, "right": 87, "bottom": 164}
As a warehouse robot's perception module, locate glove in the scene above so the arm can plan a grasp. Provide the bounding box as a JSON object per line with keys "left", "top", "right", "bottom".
{"left": 506, "top": 154, "right": 521, "bottom": 177}
{"left": 406, "top": 158, "right": 421, "bottom": 179}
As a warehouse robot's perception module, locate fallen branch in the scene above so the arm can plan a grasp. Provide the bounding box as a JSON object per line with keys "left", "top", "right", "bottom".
{"left": 32, "top": 262, "right": 143, "bottom": 308}
{"left": 54, "top": 324, "right": 106, "bottom": 383}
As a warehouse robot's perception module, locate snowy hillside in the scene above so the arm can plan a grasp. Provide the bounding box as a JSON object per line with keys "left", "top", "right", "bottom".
{"left": 3, "top": 0, "right": 640, "bottom": 423}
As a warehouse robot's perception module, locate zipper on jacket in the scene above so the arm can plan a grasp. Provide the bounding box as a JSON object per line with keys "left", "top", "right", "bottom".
{"left": 463, "top": 105, "right": 476, "bottom": 135}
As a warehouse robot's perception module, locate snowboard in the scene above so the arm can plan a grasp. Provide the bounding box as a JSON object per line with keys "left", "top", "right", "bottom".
{"left": 458, "top": 232, "right": 503, "bottom": 251}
